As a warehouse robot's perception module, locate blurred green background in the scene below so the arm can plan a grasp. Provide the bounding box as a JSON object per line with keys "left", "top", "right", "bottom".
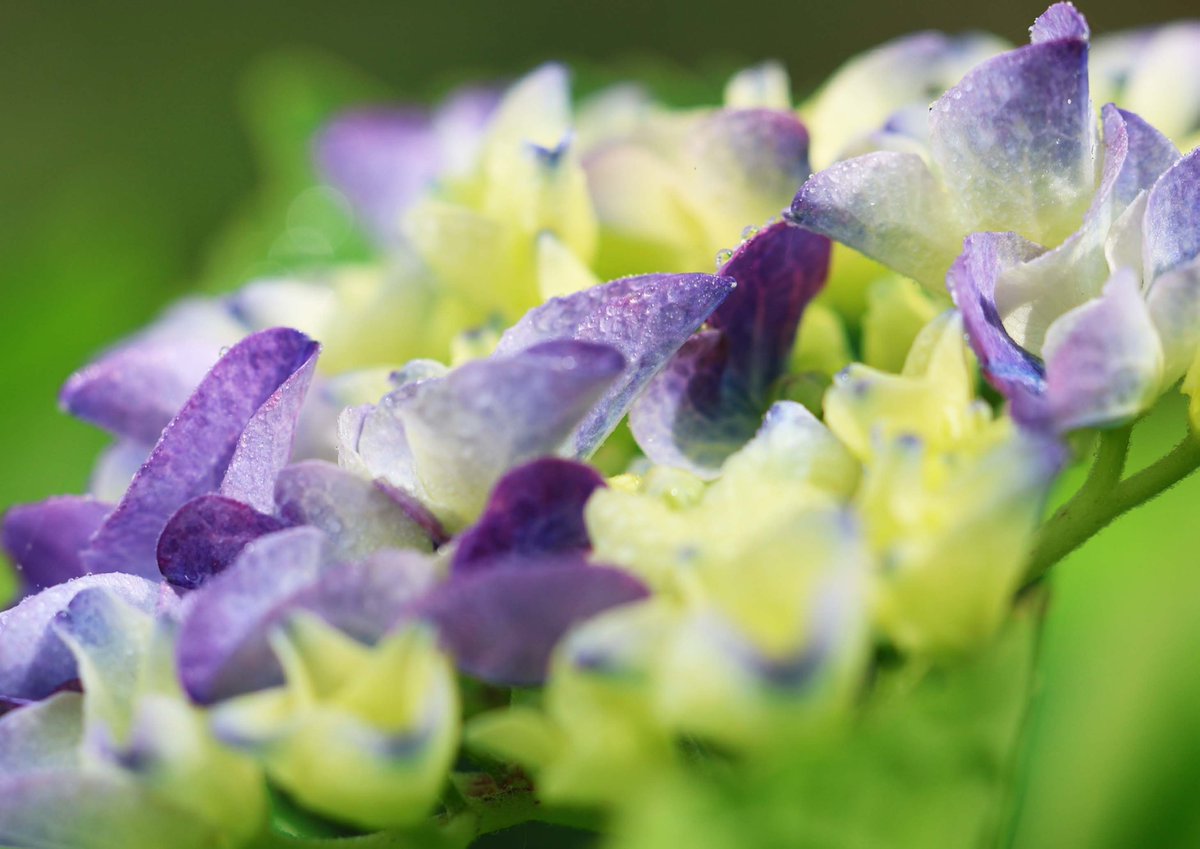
{"left": 2, "top": 1, "right": 1198, "bottom": 846}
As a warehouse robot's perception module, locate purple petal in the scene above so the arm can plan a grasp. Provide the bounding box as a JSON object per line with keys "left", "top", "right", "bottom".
{"left": 1029, "top": 2, "right": 1089, "bottom": 43}
{"left": 218, "top": 340, "right": 319, "bottom": 513}
{"left": 789, "top": 151, "right": 960, "bottom": 289}
{"left": 930, "top": 10, "right": 1094, "bottom": 245}
{"left": 949, "top": 232, "right": 1049, "bottom": 428}
{"left": 1043, "top": 270, "right": 1164, "bottom": 430}
{"left": 289, "top": 549, "right": 436, "bottom": 646}
{"left": 1110, "top": 107, "right": 1180, "bottom": 209}
{"left": 2, "top": 497, "right": 112, "bottom": 593}
{"left": 451, "top": 458, "right": 605, "bottom": 576}
{"left": 493, "top": 273, "right": 735, "bottom": 456}
{"left": 0, "top": 574, "right": 161, "bottom": 702}
{"left": 1144, "top": 148, "right": 1200, "bottom": 281}
{"left": 274, "top": 461, "right": 436, "bottom": 561}
{"left": 993, "top": 105, "right": 1178, "bottom": 354}
{"left": 58, "top": 301, "right": 244, "bottom": 445}
{"left": 80, "top": 328, "right": 319, "bottom": 580}
{"left": 421, "top": 562, "right": 649, "bottom": 686}
{"left": 713, "top": 220, "right": 831, "bottom": 400}
{"left": 357, "top": 341, "right": 624, "bottom": 528}
{"left": 315, "top": 108, "right": 438, "bottom": 243}
{"left": 177, "top": 527, "right": 332, "bottom": 704}
{"left": 629, "top": 331, "right": 762, "bottom": 478}
{"left": 156, "top": 496, "right": 285, "bottom": 591}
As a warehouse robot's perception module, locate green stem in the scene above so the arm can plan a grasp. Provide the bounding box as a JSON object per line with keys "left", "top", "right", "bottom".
{"left": 1023, "top": 426, "right": 1200, "bottom": 585}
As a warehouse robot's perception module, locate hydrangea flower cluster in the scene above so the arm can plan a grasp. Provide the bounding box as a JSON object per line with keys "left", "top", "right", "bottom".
{"left": 2, "top": 5, "right": 1199, "bottom": 847}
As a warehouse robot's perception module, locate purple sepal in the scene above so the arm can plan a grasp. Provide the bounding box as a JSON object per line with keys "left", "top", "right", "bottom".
{"left": 711, "top": 221, "right": 831, "bottom": 402}
{"left": 59, "top": 341, "right": 213, "bottom": 445}
{"left": 929, "top": 9, "right": 1093, "bottom": 241}
{"left": 949, "top": 232, "right": 1049, "bottom": 427}
{"left": 274, "top": 460, "right": 438, "bottom": 560}
{"left": 421, "top": 561, "right": 649, "bottom": 686}
{"left": 1, "top": 497, "right": 112, "bottom": 594}
{"left": 1144, "top": 149, "right": 1200, "bottom": 281}
{"left": 176, "top": 527, "right": 333, "bottom": 704}
{"left": 0, "top": 574, "right": 161, "bottom": 703}
{"left": 628, "top": 331, "right": 762, "bottom": 478}
{"left": 80, "top": 328, "right": 319, "bottom": 581}
{"left": 451, "top": 458, "right": 605, "bottom": 576}
{"left": 290, "top": 549, "right": 435, "bottom": 647}
{"left": 314, "top": 108, "right": 439, "bottom": 243}
{"left": 493, "top": 273, "right": 736, "bottom": 457}
{"left": 1030, "top": 2, "right": 1090, "bottom": 43}
{"left": 628, "top": 223, "right": 828, "bottom": 475}
{"left": 156, "top": 496, "right": 286, "bottom": 592}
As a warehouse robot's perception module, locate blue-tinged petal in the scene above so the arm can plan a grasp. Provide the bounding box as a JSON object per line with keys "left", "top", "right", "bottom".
{"left": 948, "top": 232, "right": 1049, "bottom": 427}
{"left": 58, "top": 301, "right": 244, "bottom": 445}
{"left": 1143, "top": 148, "right": 1200, "bottom": 282}
{"left": 994, "top": 105, "right": 1179, "bottom": 354}
{"left": 80, "top": 328, "right": 319, "bottom": 580}
{"left": 356, "top": 341, "right": 622, "bottom": 529}
{"left": 1029, "top": 2, "right": 1089, "bottom": 43}
{"left": 156, "top": 496, "right": 285, "bottom": 591}
{"left": 1147, "top": 255, "right": 1200, "bottom": 382}
{"left": 315, "top": 108, "right": 439, "bottom": 242}
{"left": 930, "top": 6, "right": 1095, "bottom": 246}
{"left": 628, "top": 331, "right": 762, "bottom": 478}
{"left": 421, "top": 561, "right": 649, "bottom": 686}
{"left": 713, "top": 220, "right": 831, "bottom": 399}
{"left": 494, "top": 273, "right": 735, "bottom": 457}
{"left": 290, "top": 549, "right": 436, "bottom": 647}
{"left": 723, "top": 62, "right": 792, "bottom": 110}
{"left": 803, "top": 31, "right": 1008, "bottom": 168}
{"left": 1043, "top": 270, "right": 1164, "bottom": 430}
{"left": 89, "top": 440, "right": 150, "bottom": 503}
{"left": 2, "top": 497, "right": 111, "bottom": 593}
{"left": 275, "top": 461, "right": 437, "bottom": 561}
{"left": 789, "top": 152, "right": 961, "bottom": 290}
{"left": 452, "top": 458, "right": 605, "bottom": 575}
{"left": 0, "top": 574, "right": 162, "bottom": 703}
{"left": 177, "top": 527, "right": 332, "bottom": 704}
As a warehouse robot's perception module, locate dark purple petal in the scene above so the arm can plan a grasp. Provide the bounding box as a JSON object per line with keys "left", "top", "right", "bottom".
{"left": 421, "top": 562, "right": 649, "bottom": 686}
{"left": 788, "top": 151, "right": 960, "bottom": 289}
{"left": 451, "top": 458, "right": 605, "bottom": 576}
{"left": 315, "top": 108, "right": 438, "bottom": 242}
{"left": 629, "top": 331, "right": 763, "bottom": 478}
{"left": 0, "top": 574, "right": 161, "bottom": 702}
{"left": 176, "top": 527, "right": 332, "bottom": 704}
{"left": 1144, "top": 148, "right": 1200, "bottom": 281}
{"left": 80, "top": 328, "right": 319, "bottom": 580}
{"left": 2, "top": 497, "right": 112, "bottom": 593}
{"left": 156, "top": 496, "right": 286, "bottom": 591}
{"left": 949, "top": 232, "right": 1050, "bottom": 428}
{"left": 929, "top": 10, "right": 1094, "bottom": 245}
{"left": 493, "top": 273, "right": 735, "bottom": 456}
{"left": 274, "top": 461, "right": 436, "bottom": 560}
{"left": 712, "top": 220, "right": 831, "bottom": 401}
{"left": 1029, "top": 2, "right": 1089, "bottom": 43}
